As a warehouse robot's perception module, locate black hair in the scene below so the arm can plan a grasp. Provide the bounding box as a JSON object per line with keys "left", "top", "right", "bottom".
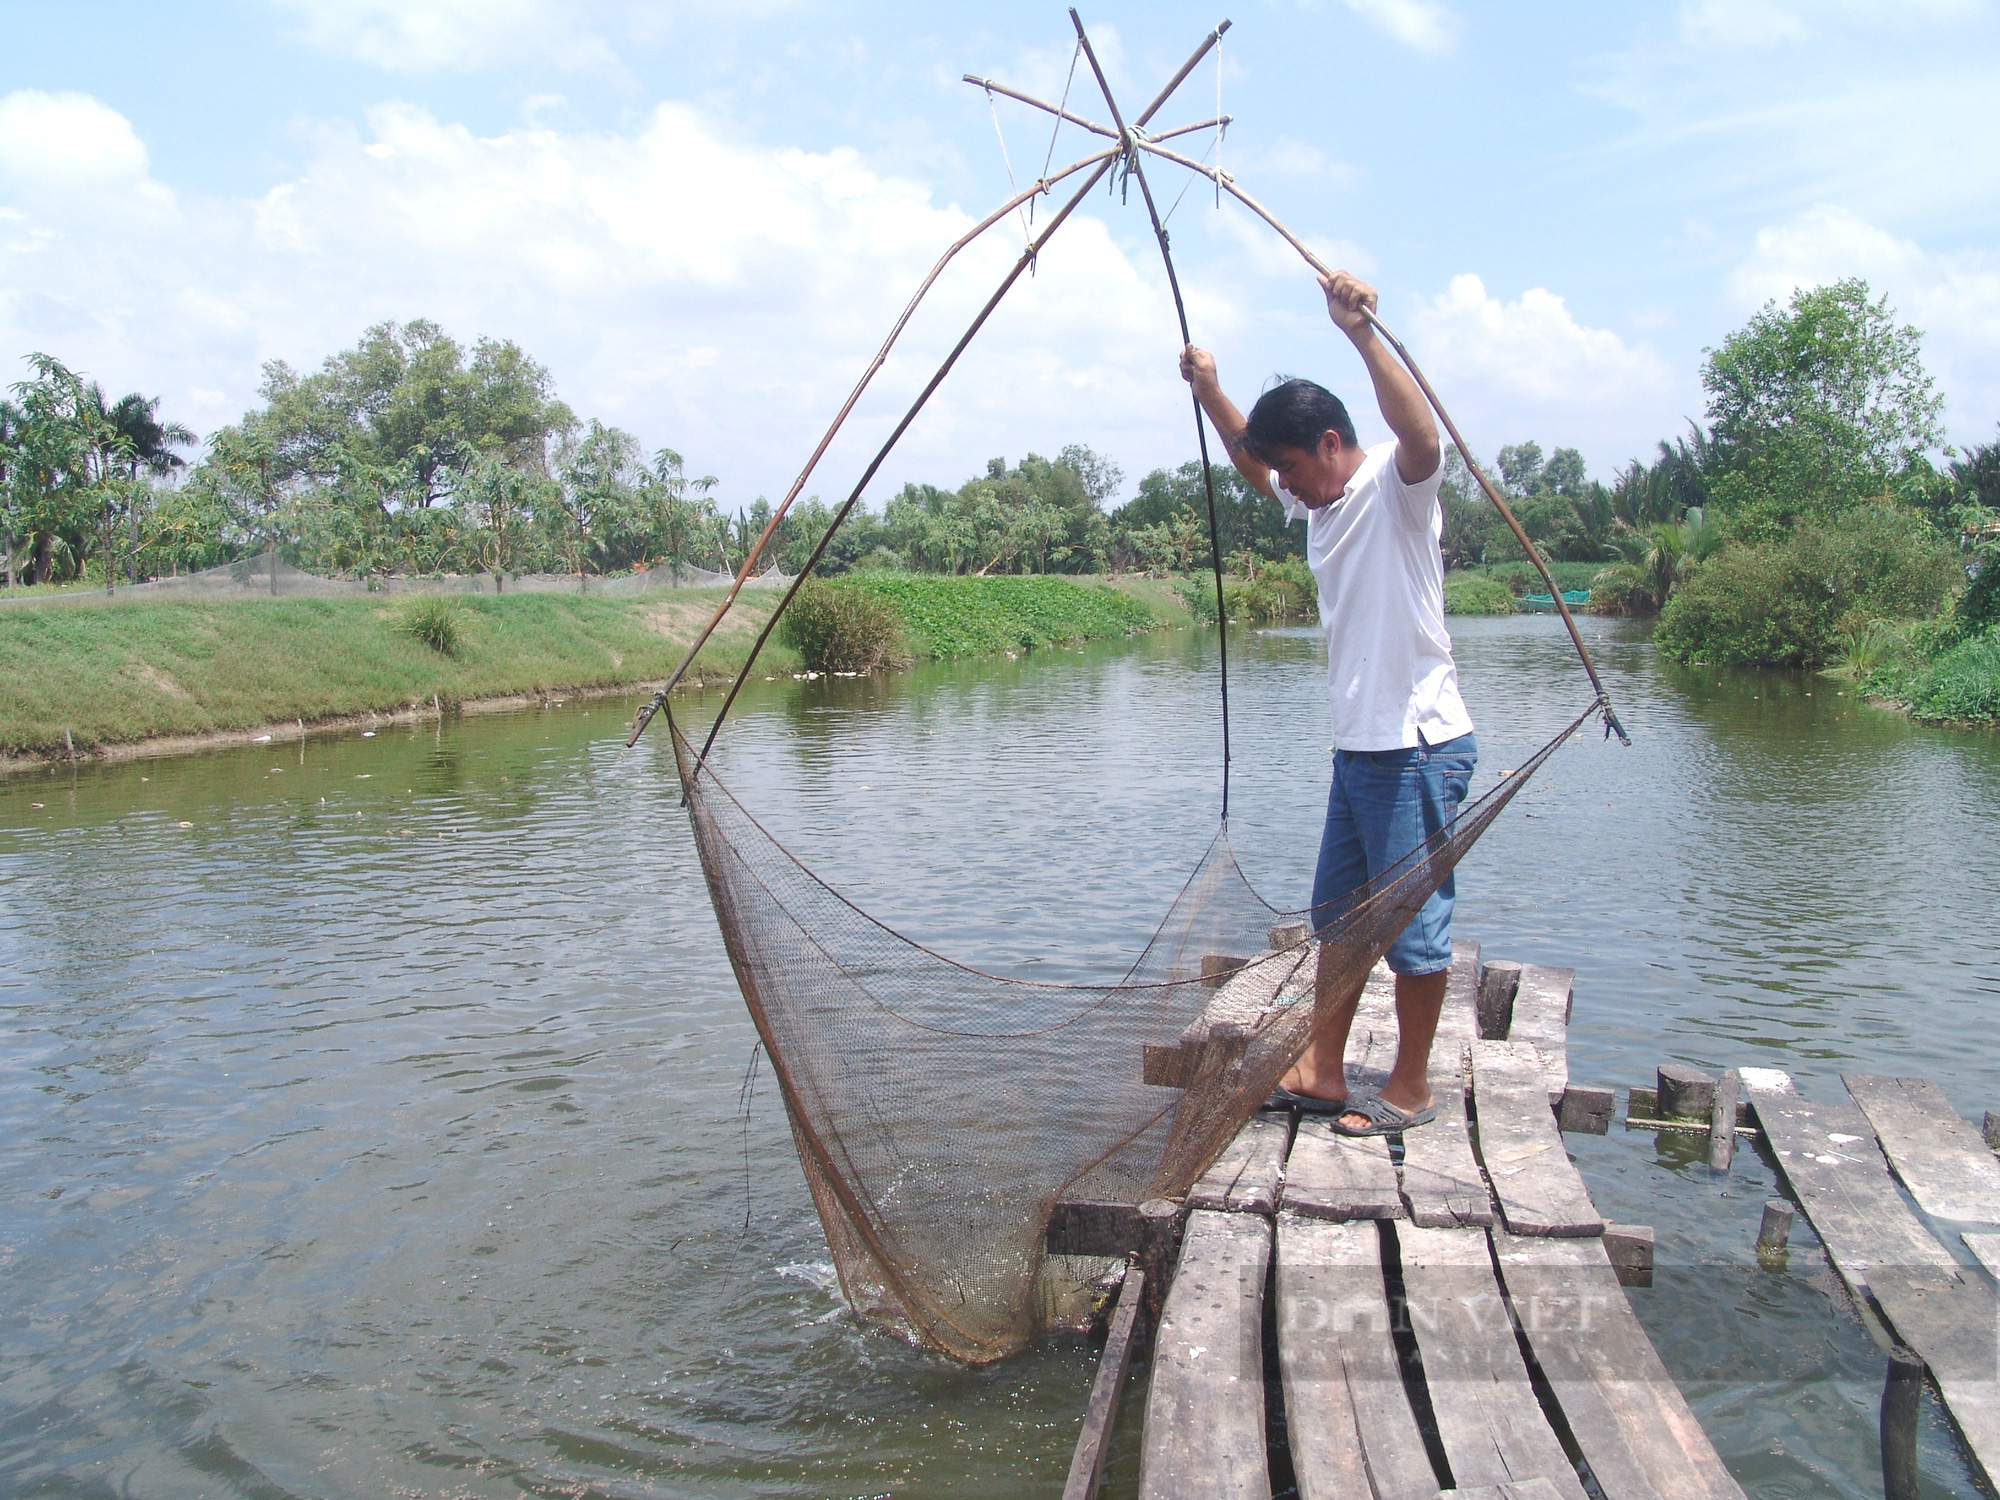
{"left": 1241, "top": 377, "right": 1357, "bottom": 464}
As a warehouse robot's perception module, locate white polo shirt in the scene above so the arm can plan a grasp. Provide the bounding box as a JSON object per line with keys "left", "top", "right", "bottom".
{"left": 1278, "top": 440, "right": 1475, "bottom": 752}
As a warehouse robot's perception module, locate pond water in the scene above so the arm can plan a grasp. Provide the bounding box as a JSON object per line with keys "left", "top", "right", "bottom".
{"left": 3, "top": 616, "right": 1997, "bottom": 1499}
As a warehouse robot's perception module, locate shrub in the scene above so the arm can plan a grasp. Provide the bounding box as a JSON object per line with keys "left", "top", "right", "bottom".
{"left": 1239, "top": 557, "right": 1316, "bottom": 621}
{"left": 778, "top": 578, "right": 910, "bottom": 672}
{"left": 398, "top": 597, "right": 465, "bottom": 655}
{"left": 1587, "top": 565, "right": 1654, "bottom": 617}
{"left": 1175, "top": 575, "right": 1244, "bottom": 623}
{"left": 1442, "top": 573, "right": 1516, "bottom": 616}
{"left": 1655, "top": 507, "right": 1958, "bottom": 666}
{"left": 1950, "top": 539, "right": 2000, "bottom": 640}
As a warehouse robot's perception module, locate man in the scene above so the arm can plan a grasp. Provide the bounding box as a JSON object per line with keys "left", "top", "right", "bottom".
{"left": 1181, "top": 269, "right": 1476, "bottom": 1137}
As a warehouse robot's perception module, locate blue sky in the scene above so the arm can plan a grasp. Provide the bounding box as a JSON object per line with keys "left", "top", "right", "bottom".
{"left": 3, "top": 0, "right": 1996, "bottom": 509}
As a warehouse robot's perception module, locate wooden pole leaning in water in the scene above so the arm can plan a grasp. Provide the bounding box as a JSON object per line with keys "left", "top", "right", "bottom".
{"left": 1131, "top": 135, "right": 1630, "bottom": 745}
{"left": 625, "top": 143, "right": 1118, "bottom": 748}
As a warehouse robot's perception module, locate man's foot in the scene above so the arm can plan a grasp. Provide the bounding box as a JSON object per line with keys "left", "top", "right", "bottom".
{"left": 1333, "top": 1085, "right": 1436, "bottom": 1137}
{"left": 1269, "top": 1064, "right": 1345, "bottom": 1113}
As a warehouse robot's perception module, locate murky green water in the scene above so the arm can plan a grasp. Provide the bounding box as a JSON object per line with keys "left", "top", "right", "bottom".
{"left": 3, "top": 617, "right": 1996, "bottom": 1498}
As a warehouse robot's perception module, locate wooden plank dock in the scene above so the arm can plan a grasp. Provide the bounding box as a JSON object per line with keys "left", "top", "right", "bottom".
{"left": 1055, "top": 941, "right": 1745, "bottom": 1500}
{"left": 1741, "top": 1069, "right": 2000, "bottom": 1487}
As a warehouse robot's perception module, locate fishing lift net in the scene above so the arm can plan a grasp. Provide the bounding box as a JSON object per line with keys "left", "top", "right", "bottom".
{"left": 634, "top": 14, "right": 1628, "bottom": 1364}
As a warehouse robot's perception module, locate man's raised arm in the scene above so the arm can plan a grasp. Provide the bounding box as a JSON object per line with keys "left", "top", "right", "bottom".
{"left": 1321, "top": 271, "right": 1440, "bottom": 486}
{"left": 1179, "top": 345, "right": 1277, "bottom": 500}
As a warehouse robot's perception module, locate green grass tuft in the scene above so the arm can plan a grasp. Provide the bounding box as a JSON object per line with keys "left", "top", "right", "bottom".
{"left": 398, "top": 596, "right": 466, "bottom": 655}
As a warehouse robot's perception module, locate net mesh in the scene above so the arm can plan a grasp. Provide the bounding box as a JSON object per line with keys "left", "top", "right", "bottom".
{"left": 667, "top": 699, "right": 1588, "bottom": 1363}
{"left": 0, "top": 558, "right": 790, "bottom": 608}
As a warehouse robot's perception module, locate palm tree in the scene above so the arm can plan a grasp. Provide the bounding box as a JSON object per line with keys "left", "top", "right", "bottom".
{"left": 0, "top": 396, "right": 21, "bottom": 587}
{"left": 101, "top": 391, "right": 195, "bottom": 583}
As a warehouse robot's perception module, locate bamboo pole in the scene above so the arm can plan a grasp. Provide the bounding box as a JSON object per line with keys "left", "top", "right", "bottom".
{"left": 626, "top": 143, "right": 1119, "bottom": 748}
{"left": 963, "top": 75, "right": 1116, "bottom": 140}
{"left": 669, "top": 20, "right": 1235, "bottom": 772}
{"left": 684, "top": 151, "right": 1125, "bottom": 773}
{"left": 1071, "top": 9, "right": 1236, "bottom": 816}
{"left": 1132, "top": 134, "right": 1630, "bottom": 744}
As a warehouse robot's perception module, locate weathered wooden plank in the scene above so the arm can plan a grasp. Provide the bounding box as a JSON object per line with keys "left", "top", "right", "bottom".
{"left": 1492, "top": 1230, "right": 1747, "bottom": 1500}
{"left": 1187, "top": 1112, "right": 1290, "bottom": 1214}
{"left": 1284, "top": 1119, "right": 1405, "bottom": 1220}
{"left": 1966, "top": 1233, "right": 2000, "bottom": 1284}
{"left": 1742, "top": 1073, "right": 1962, "bottom": 1290}
{"left": 1275, "top": 1213, "right": 1441, "bottom": 1500}
{"left": 1626, "top": 1086, "right": 1756, "bottom": 1133}
{"left": 1471, "top": 1041, "right": 1603, "bottom": 1238}
{"left": 1448, "top": 1481, "right": 1569, "bottom": 1500}
{"left": 1138, "top": 1210, "right": 1272, "bottom": 1500}
{"left": 1394, "top": 1223, "right": 1587, "bottom": 1500}
{"left": 1557, "top": 1086, "right": 1614, "bottom": 1135}
{"left": 1507, "top": 966, "right": 1573, "bottom": 1103}
{"left": 1844, "top": 1074, "right": 2000, "bottom": 1224}
{"left": 1146, "top": 946, "right": 1317, "bottom": 1087}
{"left": 1745, "top": 1072, "right": 2000, "bottom": 1487}
{"left": 1603, "top": 1224, "right": 1656, "bottom": 1288}
{"left": 1063, "top": 1265, "right": 1145, "bottom": 1500}
{"left": 1439, "top": 940, "right": 1483, "bottom": 1043}
{"left": 1402, "top": 1041, "right": 1496, "bottom": 1228}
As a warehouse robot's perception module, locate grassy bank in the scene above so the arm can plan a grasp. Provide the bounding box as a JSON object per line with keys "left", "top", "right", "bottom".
{"left": 1855, "top": 627, "right": 2000, "bottom": 725}
{"left": 0, "top": 591, "right": 785, "bottom": 758}
{"left": 1, "top": 574, "right": 1198, "bottom": 762}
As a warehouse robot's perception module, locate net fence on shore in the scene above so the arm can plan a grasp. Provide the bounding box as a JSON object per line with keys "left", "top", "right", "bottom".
{"left": 0, "top": 557, "right": 791, "bottom": 609}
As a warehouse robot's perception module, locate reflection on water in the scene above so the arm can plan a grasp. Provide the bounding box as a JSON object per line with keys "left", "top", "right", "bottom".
{"left": 2, "top": 616, "right": 1995, "bottom": 1497}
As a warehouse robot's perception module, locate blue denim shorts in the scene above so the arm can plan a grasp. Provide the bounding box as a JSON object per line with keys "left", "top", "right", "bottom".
{"left": 1310, "top": 732, "right": 1478, "bottom": 976}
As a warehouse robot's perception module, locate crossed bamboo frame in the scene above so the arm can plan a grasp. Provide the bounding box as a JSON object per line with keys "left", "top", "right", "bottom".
{"left": 630, "top": 12, "right": 1629, "bottom": 766}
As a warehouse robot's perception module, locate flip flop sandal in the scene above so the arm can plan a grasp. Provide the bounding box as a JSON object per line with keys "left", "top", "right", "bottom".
{"left": 1329, "top": 1093, "right": 1437, "bottom": 1138}
{"left": 1264, "top": 1085, "right": 1351, "bottom": 1115}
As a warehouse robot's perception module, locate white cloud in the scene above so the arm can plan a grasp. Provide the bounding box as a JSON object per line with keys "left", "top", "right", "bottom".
{"left": 1727, "top": 204, "right": 2000, "bottom": 444}
{"left": 1677, "top": 0, "right": 1810, "bottom": 50}
{"left": 1404, "top": 274, "right": 1679, "bottom": 464}
{"left": 1226, "top": 136, "right": 1358, "bottom": 187}
{"left": 1342, "top": 0, "right": 1461, "bottom": 55}
{"left": 0, "top": 93, "right": 1189, "bottom": 503}
{"left": 0, "top": 91, "right": 155, "bottom": 190}
{"left": 272, "top": 0, "right": 778, "bottom": 76}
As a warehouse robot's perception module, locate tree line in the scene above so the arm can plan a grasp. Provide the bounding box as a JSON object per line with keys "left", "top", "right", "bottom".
{"left": 8, "top": 281, "right": 1994, "bottom": 671}
{"left": 0, "top": 318, "right": 1317, "bottom": 592}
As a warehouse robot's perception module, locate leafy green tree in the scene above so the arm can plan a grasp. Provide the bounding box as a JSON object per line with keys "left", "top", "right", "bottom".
{"left": 1701, "top": 279, "right": 1943, "bottom": 534}
{"left": 5, "top": 355, "right": 142, "bottom": 588}
{"left": 1111, "top": 460, "right": 1301, "bottom": 571}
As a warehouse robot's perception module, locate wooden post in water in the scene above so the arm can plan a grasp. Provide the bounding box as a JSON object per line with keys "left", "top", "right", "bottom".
{"left": 1881, "top": 1346, "right": 1925, "bottom": 1500}
{"left": 1477, "top": 960, "right": 1520, "bottom": 1039}
{"left": 1657, "top": 1063, "right": 1715, "bottom": 1121}
{"left": 1709, "top": 1069, "right": 1740, "bottom": 1173}
{"left": 1135, "top": 1198, "right": 1183, "bottom": 1325}
{"left": 1756, "top": 1200, "right": 1794, "bottom": 1259}
{"left": 1984, "top": 1110, "right": 1999, "bottom": 1154}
